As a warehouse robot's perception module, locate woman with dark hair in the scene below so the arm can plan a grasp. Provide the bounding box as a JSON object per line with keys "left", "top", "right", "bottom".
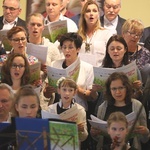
{"left": 91, "top": 72, "right": 149, "bottom": 150}
{"left": 102, "top": 35, "right": 129, "bottom": 68}
{"left": 1, "top": 53, "right": 30, "bottom": 92}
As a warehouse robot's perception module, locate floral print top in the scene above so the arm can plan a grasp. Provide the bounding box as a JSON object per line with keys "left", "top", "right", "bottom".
{"left": 129, "top": 46, "right": 150, "bottom": 70}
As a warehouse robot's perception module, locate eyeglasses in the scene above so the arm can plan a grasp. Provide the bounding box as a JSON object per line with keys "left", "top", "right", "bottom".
{"left": 104, "top": 2, "right": 120, "bottom": 10}
{"left": 61, "top": 46, "right": 75, "bottom": 51}
{"left": 11, "top": 64, "right": 25, "bottom": 69}
{"left": 110, "top": 86, "right": 126, "bottom": 92}
{"left": 2, "top": 5, "right": 19, "bottom": 11}
{"left": 11, "top": 37, "right": 26, "bottom": 43}
{"left": 127, "top": 31, "right": 142, "bottom": 39}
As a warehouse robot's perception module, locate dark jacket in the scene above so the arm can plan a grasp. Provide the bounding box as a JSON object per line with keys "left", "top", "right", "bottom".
{"left": 100, "top": 15, "right": 126, "bottom": 35}
{"left": 0, "top": 16, "right": 27, "bottom": 32}
{"left": 140, "top": 26, "right": 150, "bottom": 43}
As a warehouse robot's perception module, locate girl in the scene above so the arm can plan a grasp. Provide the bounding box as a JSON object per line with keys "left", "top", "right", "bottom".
{"left": 106, "top": 111, "right": 137, "bottom": 150}
{"left": 48, "top": 77, "right": 88, "bottom": 142}
{"left": 91, "top": 72, "right": 149, "bottom": 150}
{"left": 14, "top": 85, "right": 41, "bottom": 118}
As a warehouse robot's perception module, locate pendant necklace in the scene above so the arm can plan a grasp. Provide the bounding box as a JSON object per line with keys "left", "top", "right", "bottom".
{"left": 85, "top": 33, "right": 94, "bottom": 53}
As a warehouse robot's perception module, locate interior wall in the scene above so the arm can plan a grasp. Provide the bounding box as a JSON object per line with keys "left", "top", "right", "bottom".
{"left": 0, "top": 0, "right": 149, "bottom": 27}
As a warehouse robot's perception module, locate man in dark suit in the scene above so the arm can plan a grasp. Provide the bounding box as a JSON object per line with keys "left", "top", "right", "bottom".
{"left": 0, "top": 0, "right": 27, "bottom": 31}
{"left": 100, "top": 0, "right": 125, "bottom": 35}
{"left": 140, "top": 26, "right": 150, "bottom": 43}
{"left": 0, "top": 0, "right": 27, "bottom": 53}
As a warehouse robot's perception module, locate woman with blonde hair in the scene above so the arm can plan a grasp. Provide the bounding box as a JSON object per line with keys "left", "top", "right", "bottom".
{"left": 78, "top": 0, "right": 112, "bottom": 67}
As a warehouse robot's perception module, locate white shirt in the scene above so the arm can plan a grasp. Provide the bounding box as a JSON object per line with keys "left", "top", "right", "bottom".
{"left": 80, "top": 29, "right": 113, "bottom": 67}
{"left": 2, "top": 17, "right": 18, "bottom": 30}
{"left": 104, "top": 16, "right": 118, "bottom": 34}
{"left": 44, "top": 14, "right": 78, "bottom": 32}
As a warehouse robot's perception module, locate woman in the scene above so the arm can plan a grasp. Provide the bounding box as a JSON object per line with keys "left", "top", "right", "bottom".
{"left": 122, "top": 19, "right": 150, "bottom": 85}
{"left": 0, "top": 26, "right": 38, "bottom": 65}
{"left": 78, "top": 0, "right": 112, "bottom": 67}
{"left": 44, "top": 32, "right": 96, "bottom": 149}
{"left": 91, "top": 72, "right": 149, "bottom": 150}
{"left": 93, "top": 35, "right": 142, "bottom": 113}
{"left": 1, "top": 53, "right": 30, "bottom": 92}
{"left": 44, "top": 32, "right": 96, "bottom": 110}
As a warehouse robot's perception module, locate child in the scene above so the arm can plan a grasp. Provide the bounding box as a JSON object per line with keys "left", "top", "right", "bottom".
{"left": 48, "top": 77, "right": 88, "bottom": 142}
{"left": 13, "top": 85, "right": 41, "bottom": 118}
{"left": 105, "top": 112, "right": 137, "bottom": 150}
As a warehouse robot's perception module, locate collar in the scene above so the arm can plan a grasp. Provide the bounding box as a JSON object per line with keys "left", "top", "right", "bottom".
{"left": 58, "top": 99, "right": 75, "bottom": 109}
{"left": 104, "top": 15, "right": 118, "bottom": 27}
{"left": 44, "top": 14, "right": 64, "bottom": 25}
{"left": 3, "top": 17, "right": 18, "bottom": 25}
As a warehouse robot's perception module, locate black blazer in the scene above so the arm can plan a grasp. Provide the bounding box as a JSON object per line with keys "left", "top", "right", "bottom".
{"left": 0, "top": 16, "right": 27, "bottom": 32}
{"left": 100, "top": 15, "right": 126, "bottom": 35}
{"left": 140, "top": 26, "right": 150, "bottom": 43}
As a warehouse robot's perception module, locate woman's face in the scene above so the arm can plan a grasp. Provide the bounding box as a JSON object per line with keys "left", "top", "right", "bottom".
{"left": 84, "top": 4, "right": 99, "bottom": 27}
{"left": 108, "top": 41, "right": 126, "bottom": 64}
{"left": 10, "top": 31, "right": 27, "bottom": 54}
{"left": 15, "top": 95, "right": 39, "bottom": 118}
{"left": 61, "top": 40, "right": 79, "bottom": 65}
{"left": 123, "top": 29, "right": 142, "bottom": 47}
{"left": 110, "top": 79, "right": 126, "bottom": 105}
{"left": 10, "top": 56, "right": 25, "bottom": 81}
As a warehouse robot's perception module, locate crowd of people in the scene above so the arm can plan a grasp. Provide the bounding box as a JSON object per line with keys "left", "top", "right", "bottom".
{"left": 0, "top": 0, "right": 150, "bottom": 150}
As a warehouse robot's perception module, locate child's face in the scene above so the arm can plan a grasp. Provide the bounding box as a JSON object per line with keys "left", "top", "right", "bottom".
{"left": 15, "top": 96, "right": 39, "bottom": 118}
{"left": 108, "top": 121, "right": 128, "bottom": 144}
{"left": 58, "top": 86, "right": 76, "bottom": 104}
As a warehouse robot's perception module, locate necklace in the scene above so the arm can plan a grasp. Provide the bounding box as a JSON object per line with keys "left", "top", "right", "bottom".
{"left": 85, "top": 33, "right": 94, "bottom": 53}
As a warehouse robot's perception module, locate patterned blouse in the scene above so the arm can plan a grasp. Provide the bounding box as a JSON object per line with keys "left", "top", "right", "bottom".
{"left": 0, "top": 53, "right": 38, "bottom": 65}
{"left": 129, "top": 46, "right": 150, "bottom": 70}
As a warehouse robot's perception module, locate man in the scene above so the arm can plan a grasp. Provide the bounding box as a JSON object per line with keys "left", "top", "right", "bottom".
{"left": 61, "top": 0, "right": 75, "bottom": 18}
{"left": 71, "top": 0, "right": 91, "bottom": 27}
{"left": 0, "top": 0, "right": 26, "bottom": 30}
{"left": 140, "top": 26, "right": 150, "bottom": 43}
{"left": 44, "top": 0, "right": 78, "bottom": 32}
{"left": 100, "top": 0, "right": 125, "bottom": 35}
{"left": 0, "top": 83, "right": 14, "bottom": 123}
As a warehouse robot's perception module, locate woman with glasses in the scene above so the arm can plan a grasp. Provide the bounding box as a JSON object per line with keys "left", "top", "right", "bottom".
{"left": 92, "top": 35, "right": 142, "bottom": 114}
{"left": 91, "top": 72, "right": 149, "bottom": 150}
{"left": 1, "top": 53, "right": 30, "bottom": 93}
{"left": 122, "top": 19, "right": 150, "bottom": 86}
{"left": 0, "top": 26, "right": 38, "bottom": 65}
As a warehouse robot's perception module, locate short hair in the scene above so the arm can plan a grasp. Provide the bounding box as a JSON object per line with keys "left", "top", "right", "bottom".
{"left": 122, "top": 19, "right": 144, "bottom": 35}
{"left": 59, "top": 32, "right": 83, "bottom": 49}
{"left": 0, "top": 83, "right": 14, "bottom": 101}
{"left": 7, "top": 26, "right": 27, "bottom": 40}
{"left": 102, "top": 35, "right": 129, "bottom": 67}
{"left": 105, "top": 72, "right": 133, "bottom": 105}
{"left": 27, "top": 13, "right": 44, "bottom": 25}
{"left": 3, "top": 0, "right": 21, "bottom": 9}
{"left": 107, "top": 111, "right": 128, "bottom": 128}
{"left": 57, "top": 77, "right": 77, "bottom": 90}
{"left": 1, "top": 53, "right": 30, "bottom": 86}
